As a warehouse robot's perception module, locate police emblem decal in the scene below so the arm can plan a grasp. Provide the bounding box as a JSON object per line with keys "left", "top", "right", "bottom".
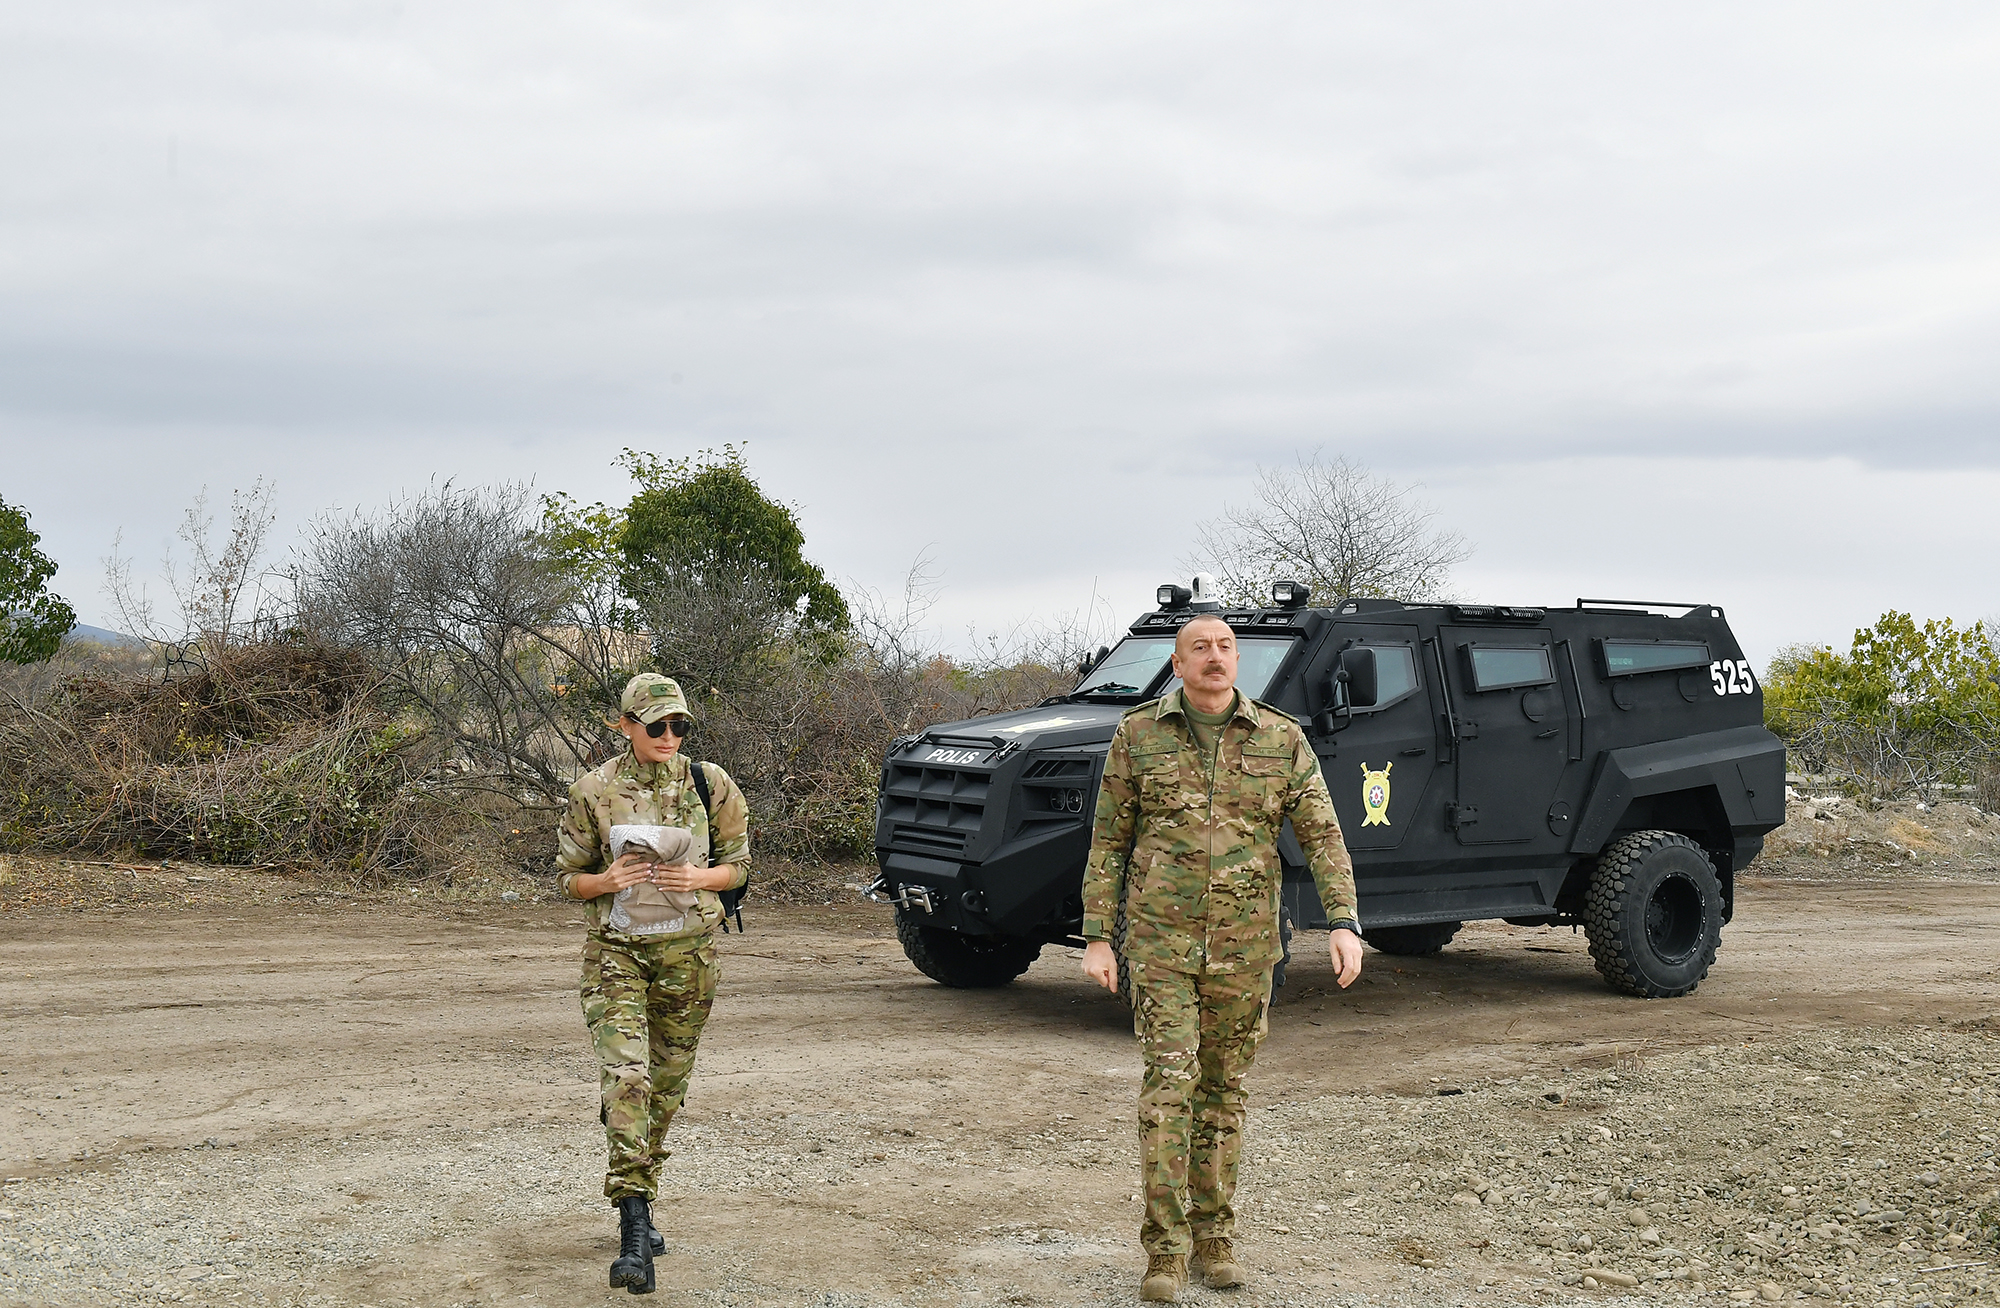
{"left": 1360, "top": 761, "right": 1393, "bottom": 826}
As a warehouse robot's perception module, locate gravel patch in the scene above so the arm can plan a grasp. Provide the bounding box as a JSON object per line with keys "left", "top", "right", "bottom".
{"left": 1244, "top": 1026, "right": 2000, "bottom": 1307}
{"left": 3, "top": 1027, "right": 1996, "bottom": 1307}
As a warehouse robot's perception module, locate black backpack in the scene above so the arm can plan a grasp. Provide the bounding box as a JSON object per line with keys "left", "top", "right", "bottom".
{"left": 687, "top": 759, "right": 747, "bottom": 932}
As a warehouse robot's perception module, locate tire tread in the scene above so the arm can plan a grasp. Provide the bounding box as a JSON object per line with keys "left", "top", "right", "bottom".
{"left": 1583, "top": 830, "right": 1720, "bottom": 999}
{"left": 1364, "top": 921, "right": 1461, "bottom": 957}
{"left": 895, "top": 911, "right": 1042, "bottom": 988}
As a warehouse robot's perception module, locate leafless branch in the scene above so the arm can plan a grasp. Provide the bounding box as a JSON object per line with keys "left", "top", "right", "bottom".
{"left": 1187, "top": 450, "right": 1471, "bottom": 606}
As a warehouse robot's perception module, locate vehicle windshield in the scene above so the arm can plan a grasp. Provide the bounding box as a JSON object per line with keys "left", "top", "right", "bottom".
{"left": 1161, "top": 636, "right": 1295, "bottom": 701}
{"left": 1071, "top": 633, "right": 1297, "bottom": 701}
{"left": 1072, "top": 637, "right": 1177, "bottom": 698}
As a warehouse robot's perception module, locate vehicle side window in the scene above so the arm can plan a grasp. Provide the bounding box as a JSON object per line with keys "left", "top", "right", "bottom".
{"left": 1466, "top": 645, "right": 1554, "bottom": 692}
{"left": 1599, "top": 638, "right": 1710, "bottom": 677}
{"left": 1342, "top": 644, "right": 1420, "bottom": 712}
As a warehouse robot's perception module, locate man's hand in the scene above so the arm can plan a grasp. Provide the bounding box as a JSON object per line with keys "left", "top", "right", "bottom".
{"left": 1081, "top": 941, "right": 1119, "bottom": 992}
{"left": 1329, "top": 928, "right": 1363, "bottom": 988}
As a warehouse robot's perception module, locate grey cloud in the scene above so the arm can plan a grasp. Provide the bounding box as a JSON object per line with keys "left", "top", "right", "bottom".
{"left": 4, "top": 1, "right": 1999, "bottom": 638}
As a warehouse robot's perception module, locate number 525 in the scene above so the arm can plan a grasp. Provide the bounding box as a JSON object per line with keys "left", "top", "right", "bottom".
{"left": 1710, "top": 659, "right": 1756, "bottom": 696}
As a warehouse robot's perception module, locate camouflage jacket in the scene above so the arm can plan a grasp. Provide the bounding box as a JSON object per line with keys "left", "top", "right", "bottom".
{"left": 1081, "top": 688, "right": 1357, "bottom": 974}
{"left": 555, "top": 751, "right": 751, "bottom": 943}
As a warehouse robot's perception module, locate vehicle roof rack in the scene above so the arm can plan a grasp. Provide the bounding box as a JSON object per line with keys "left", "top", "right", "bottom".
{"left": 1576, "top": 598, "right": 1715, "bottom": 617}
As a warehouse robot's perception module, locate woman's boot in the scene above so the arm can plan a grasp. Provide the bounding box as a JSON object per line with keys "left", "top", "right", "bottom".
{"left": 608, "top": 1195, "right": 656, "bottom": 1295}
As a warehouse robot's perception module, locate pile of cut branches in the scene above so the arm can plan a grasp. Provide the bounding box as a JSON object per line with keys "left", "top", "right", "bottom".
{"left": 0, "top": 638, "right": 464, "bottom": 876}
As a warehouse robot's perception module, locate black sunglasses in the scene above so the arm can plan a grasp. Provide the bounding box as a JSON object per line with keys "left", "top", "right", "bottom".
{"left": 627, "top": 714, "right": 690, "bottom": 739}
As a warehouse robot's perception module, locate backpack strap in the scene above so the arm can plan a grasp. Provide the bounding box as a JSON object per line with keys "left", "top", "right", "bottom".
{"left": 687, "top": 759, "right": 745, "bottom": 933}
{"left": 688, "top": 756, "right": 712, "bottom": 828}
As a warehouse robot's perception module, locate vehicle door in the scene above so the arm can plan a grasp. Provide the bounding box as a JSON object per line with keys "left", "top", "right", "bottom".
{"left": 1311, "top": 624, "right": 1437, "bottom": 851}
{"left": 1438, "top": 626, "right": 1570, "bottom": 845}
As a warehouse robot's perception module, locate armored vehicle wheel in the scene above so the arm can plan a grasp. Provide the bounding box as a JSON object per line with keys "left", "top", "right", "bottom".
{"left": 894, "top": 910, "right": 1042, "bottom": 988}
{"left": 1363, "top": 921, "right": 1460, "bottom": 956}
{"left": 1584, "top": 830, "right": 1723, "bottom": 998}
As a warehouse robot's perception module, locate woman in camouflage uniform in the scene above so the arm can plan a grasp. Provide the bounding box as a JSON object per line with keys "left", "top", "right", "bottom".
{"left": 555, "top": 673, "right": 751, "bottom": 1296}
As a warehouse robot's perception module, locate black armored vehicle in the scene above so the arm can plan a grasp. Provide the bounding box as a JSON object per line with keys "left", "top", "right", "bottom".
{"left": 864, "top": 581, "right": 1785, "bottom": 998}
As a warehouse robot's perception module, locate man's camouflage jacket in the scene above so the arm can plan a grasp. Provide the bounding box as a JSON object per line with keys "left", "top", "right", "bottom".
{"left": 1081, "top": 688, "right": 1358, "bottom": 974}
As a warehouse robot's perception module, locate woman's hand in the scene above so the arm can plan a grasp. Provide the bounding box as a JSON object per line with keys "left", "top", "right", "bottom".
{"left": 650, "top": 861, "right": 734, "bottom": 893}
{"left": 573, "top": 851, "right": 660, "bottom": 899}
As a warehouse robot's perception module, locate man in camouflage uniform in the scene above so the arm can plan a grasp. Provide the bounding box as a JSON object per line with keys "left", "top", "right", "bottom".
{"left": 556, "top": 673, "right": 751, "bottom": 1296}
{"left": 1081, "top": 614, "right": 1362, "bottom": 1302}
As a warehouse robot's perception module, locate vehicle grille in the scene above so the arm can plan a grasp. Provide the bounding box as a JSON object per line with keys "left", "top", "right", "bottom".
{"left": 881, "top": 762, "right": 990, "bottom": 855}
{"left": 890, "top": 825, "right": 968, "bottom": 855}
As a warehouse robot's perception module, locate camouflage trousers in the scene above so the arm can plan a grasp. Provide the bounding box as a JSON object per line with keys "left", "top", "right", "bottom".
{"left": 1128, "top": 961, "right": 1273, "bottom": 1256}
{"left": 580, "top": 933, "right": 718, "bottom": 1201}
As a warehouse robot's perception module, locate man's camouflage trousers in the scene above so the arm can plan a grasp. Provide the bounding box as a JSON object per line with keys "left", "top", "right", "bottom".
{"left": 1128, "top": 960, "right": 1273, "bottom": 1256}
{"left": 580, "top": 933, "right": 718, "bottom": 1200}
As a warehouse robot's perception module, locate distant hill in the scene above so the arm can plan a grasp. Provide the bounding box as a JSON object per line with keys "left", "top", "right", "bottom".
{"left": 67, "top": 624, "right": 149, "bottom": 649}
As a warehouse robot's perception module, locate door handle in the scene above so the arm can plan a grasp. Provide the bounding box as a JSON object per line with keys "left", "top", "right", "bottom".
{"left": 1534, "top": 729, "right": 1559, "bottom": 739}
{"left": 1400, "top": 747, "right": 1427, "bottom": 757}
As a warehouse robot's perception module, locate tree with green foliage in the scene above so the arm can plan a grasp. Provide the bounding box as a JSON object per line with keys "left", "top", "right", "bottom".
{"left": 616, "top": 445, "right": 848, "bottom": 633}
{"left": 540, "top": 445, "right": 845, "bottom": 703}
{"left": 1764, "top": 611, "right": 2000, "bottom": 803}
{"left": 0, "top": 494, "right": 77, "bottom": 664}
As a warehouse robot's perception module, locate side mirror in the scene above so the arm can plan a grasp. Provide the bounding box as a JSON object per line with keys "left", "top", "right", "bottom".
{"left": 1312, "top": 645, "right": 1379, "bottom": 736}
{"left": 1338, "top": 646, "right": 1379, "bottom": 708}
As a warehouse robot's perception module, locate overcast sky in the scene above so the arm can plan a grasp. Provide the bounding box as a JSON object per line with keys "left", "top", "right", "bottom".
{"left": 4, "top": 3, "right": 1997, "bottom": 665}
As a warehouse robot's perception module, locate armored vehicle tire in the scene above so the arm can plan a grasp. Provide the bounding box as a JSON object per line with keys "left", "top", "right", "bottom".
{"left": 1584, "top": 830, "right": 1723, "bottom": 998}
{"left": 894, "top": 910, "right": 1042, "bottom": 988}
{"left": 1364, "top": 922, "right": 1461, "bottom": 956}
{"left": 1112, "top": 901, "right": 1134, "bottom": 1006}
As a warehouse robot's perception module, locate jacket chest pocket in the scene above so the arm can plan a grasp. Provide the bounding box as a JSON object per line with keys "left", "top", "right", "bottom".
{"left": 1131, "top": 749, "right": 1183, "bottom": 807}
{"left": 1239, "top": 748, "right": 1290, "bottom": 812}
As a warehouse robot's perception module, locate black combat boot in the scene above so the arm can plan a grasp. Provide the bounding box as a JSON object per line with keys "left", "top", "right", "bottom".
{"left": 608, "top": 1195, "right": 656, "bottom": 1295}
{"left": 646, "top": 1200, "right": 665, "bottom": 1256}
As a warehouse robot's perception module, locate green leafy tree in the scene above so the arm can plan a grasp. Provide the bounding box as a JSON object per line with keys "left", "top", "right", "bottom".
{"left": 616, "top": 445, "right": 848, "bottom": 632}
{"left": 1765, "top": 611, "right": 2000, "bottom": 802}
{"left": 0, "top": 494, "right": 77, "bottom": 663}
{"left": 605, "top": 446, "right": 849, "bottom": 702}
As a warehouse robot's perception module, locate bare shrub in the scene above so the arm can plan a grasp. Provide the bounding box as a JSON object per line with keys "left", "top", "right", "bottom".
{"left": 296, "top": 482, "right": 636, "bottom": 814}
{"left": 103, "top": 480, "right": 285, "bottom": 657}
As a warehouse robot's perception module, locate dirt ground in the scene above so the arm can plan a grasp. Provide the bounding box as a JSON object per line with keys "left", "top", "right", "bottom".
{"left": 1, "top": 854, "right": 1998, "bottom": 1308}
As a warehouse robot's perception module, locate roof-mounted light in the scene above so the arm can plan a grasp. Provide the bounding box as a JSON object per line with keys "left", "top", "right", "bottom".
{"left": 1156, "top": 583, "right": 1192, "bottom": 610}
{"left": 1271, "top": 579, "right": 1311, "bottom": 609}
{"left": 1449, "top": 604, "right": 1548, "bottom": 623}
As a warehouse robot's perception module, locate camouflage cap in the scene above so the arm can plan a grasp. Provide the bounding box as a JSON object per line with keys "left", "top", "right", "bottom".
{"left": 619, "top": 673, "right": 694, "bottom": 724}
